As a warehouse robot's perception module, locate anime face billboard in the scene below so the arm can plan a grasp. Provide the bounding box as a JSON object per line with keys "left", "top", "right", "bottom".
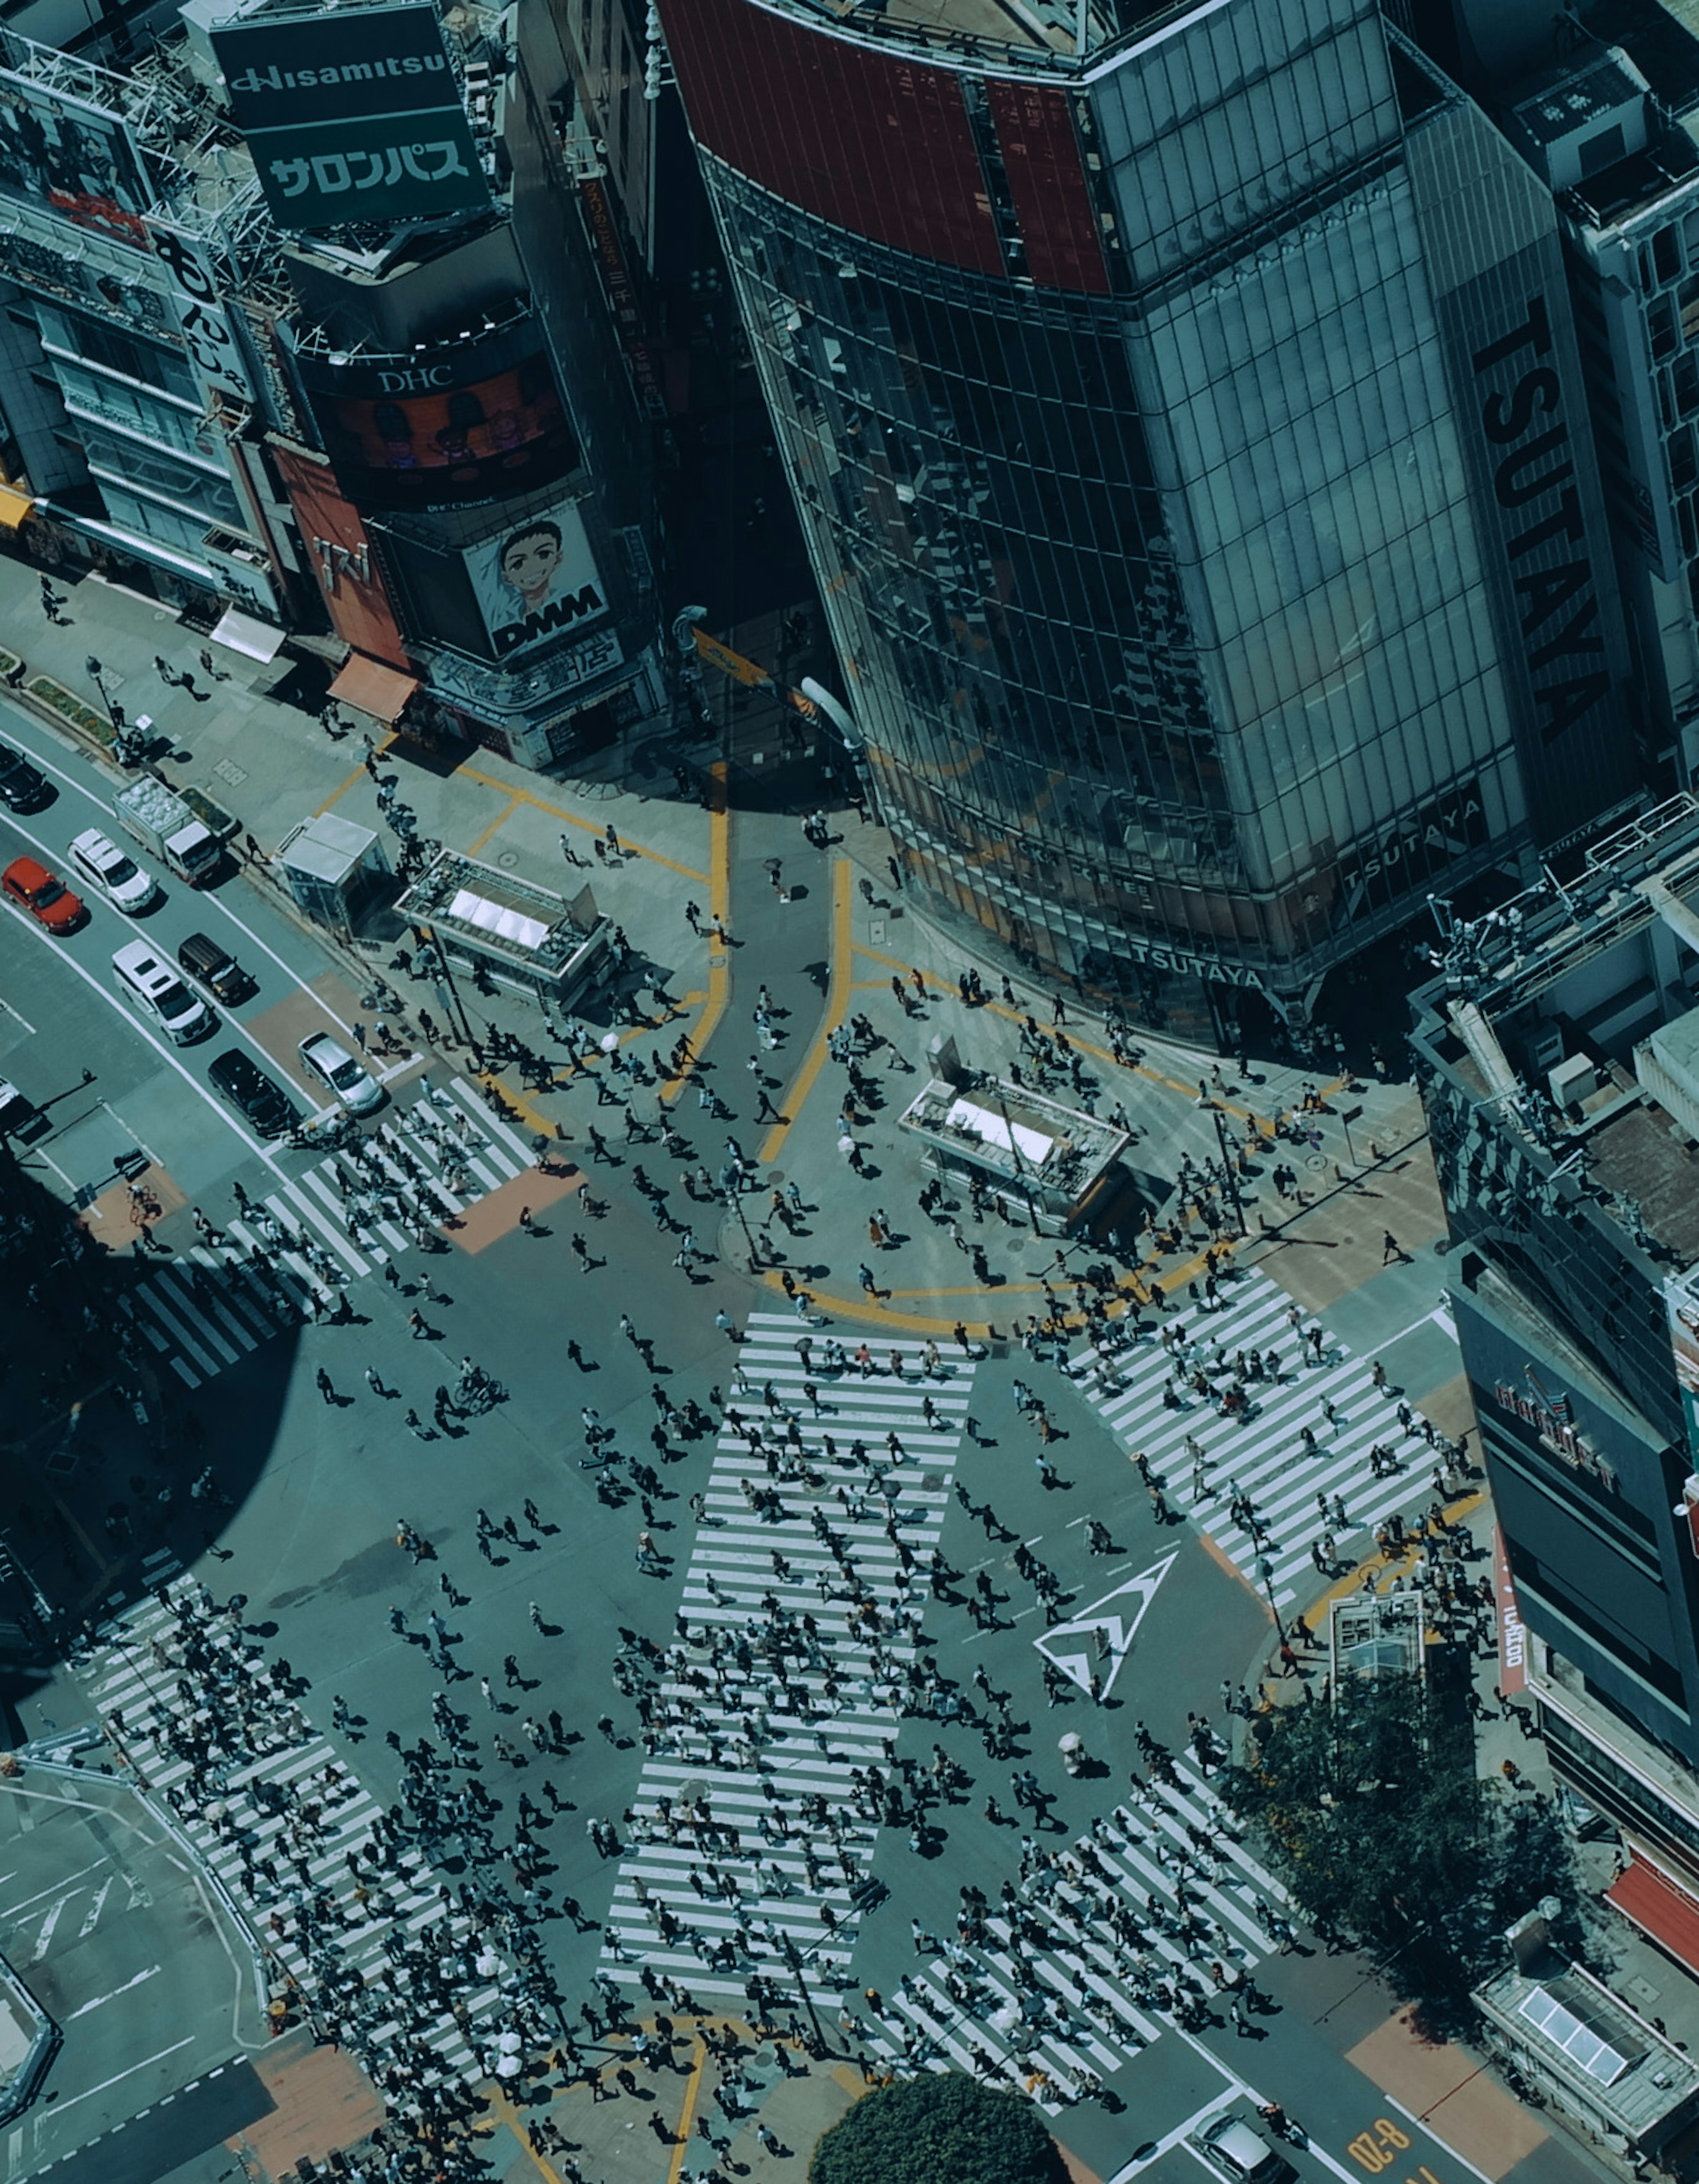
{"left": 462, "top": 501, "right": 608, "bottom": 661}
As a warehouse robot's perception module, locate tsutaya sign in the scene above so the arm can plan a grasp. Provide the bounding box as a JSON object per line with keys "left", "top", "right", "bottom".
{"left": 212, "top": 3, "right": 487, "bottom": 231}
{"left": 1491, "top": 1368, "right": 1607, "bottom": 1479}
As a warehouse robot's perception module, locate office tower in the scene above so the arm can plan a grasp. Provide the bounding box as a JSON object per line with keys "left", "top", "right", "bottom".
{"left": 0, "top": 0, "right": 665, "bottom": 766}
{"left": 1411, "top": 796, "right": 1699, "bottom": 1950}
{"left": 654, "top": 0, "right": 1641, "bottom": 1040}
{"left": 1403, "top": 0, "right": 1699, "bottom": 796}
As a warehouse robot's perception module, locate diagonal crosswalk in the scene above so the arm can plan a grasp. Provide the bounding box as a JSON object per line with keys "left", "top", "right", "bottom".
{"left": 864, "top": 1761, "right": 1292, "bottom": 2109}
{"left": 73, "top": 1581, "right": 514, "bottom": 2086}
{"left": 1069, "top": 1270, "right": 1445, "bottom": 1606}
{"left": 115, "top": 1080, "right": 536, "bottom": 1391}
{"left": 598, "top": 1314, "right": 978, "bottom": 2011}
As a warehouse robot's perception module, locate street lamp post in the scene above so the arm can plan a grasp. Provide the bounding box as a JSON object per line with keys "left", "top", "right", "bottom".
{"left": 774, "top": 1925, "right": 830, "bottom": 2056}
{"left": 993, "top": 1091, "right": 1042, "bottom": 1237}
{"left": 720, "top": 1164, "right": 763, "bottom": 1272}
{"left": 1255, "top": 1550, "right": 1287, "bottom": 1646}
{"left": 85, "top": 654, "right": 112, "bottom": 722}
{"left": 1211, "top": 1109, "right": 1245, "bottom": 1234}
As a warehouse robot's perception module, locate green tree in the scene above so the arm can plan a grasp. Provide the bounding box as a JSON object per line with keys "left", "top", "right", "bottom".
{"left": 809, "top": 2073, "right": 1066, "bottom": 2184}
{"left": 1221, "top": 1670, "right": 1582, "bottom": 2028}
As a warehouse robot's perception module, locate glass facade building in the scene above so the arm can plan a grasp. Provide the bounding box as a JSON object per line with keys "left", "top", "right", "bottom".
{"left": 657, "top": 0, "right": 1642, "bottom": 1034}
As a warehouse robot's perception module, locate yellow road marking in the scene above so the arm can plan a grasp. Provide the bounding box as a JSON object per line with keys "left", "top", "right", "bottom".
{"left": 665, "top": 2033, "right": 710, "bottom": 2184}
{"left": 759, "top": 857, "right": 850, "bottom": 1163}
{"left": 664, "top": 763, "right": 729, "bottom": 1107}
{"left": 312, "top": 761, "right": 370, "bottom": 818}
{"left": 466, "top": 793, "right": 521, "bottom": 858}
{"left": 1285, "top": 1490, "right": 1489, "bottom": 1634}
{"left": 459, "top": 762, "right": 710, "bottom": 884}
{"left": 484, "top": 2083, "right": 566, "bottom": 2184}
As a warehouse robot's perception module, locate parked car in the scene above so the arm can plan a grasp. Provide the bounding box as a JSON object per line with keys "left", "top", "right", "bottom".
{"left": 0, "top": 741, "right": 50, "bottom": 812}
{"left": 2, "top": 854, "right": 84, "bottom": 932}
{"left": 68, "top": 827, "right": 159, "bottom": 913}
{"left": 208, "top": 1049, "right": 296, "bottom": 1137}
{"left": 297, "top": 1030, "right": 384, "bottom": 1115}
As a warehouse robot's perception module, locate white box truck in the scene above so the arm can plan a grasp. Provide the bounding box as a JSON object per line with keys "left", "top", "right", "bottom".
{"left": 115, "top": 777, "right": 222, "bottom": 887}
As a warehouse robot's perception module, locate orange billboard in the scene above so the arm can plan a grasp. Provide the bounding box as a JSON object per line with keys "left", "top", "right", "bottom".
{"left": 271, "top": 443, "right": 410, "bottom": 670}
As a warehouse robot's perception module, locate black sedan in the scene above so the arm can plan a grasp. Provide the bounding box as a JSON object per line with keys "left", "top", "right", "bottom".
{"left": 0, "top": 741, "right": 50, "bottom": 812}
{"left": 208, "top": 1049, "right": 296, "bottom": 1138}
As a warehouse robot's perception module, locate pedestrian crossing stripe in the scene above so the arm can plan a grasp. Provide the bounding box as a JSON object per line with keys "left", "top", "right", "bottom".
{"left": 598, "top": 1318, "right": 978, "bottom": 2007}
{"left": 116, "top": 1083, "right": 534, "bottom": 1392}
{"left": 71, "top": 1582, "right": 512, "bottom": 2088}
{"left": 1032, "top": 1554, "right": 1176, "bottom": 1699}
{"left": 1069, "top": 1269, "right": 1447, "bottom": 1606}
{"left": 861, "top": 1762, "right": 1292, "bottom": 2110}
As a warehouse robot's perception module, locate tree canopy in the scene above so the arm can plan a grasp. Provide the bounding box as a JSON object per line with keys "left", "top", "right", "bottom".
{"left": 1220, "top": 1669, "right": 1581, "bottom": 2026}
{"left": 809, "top": 2072, "right": 1066, "bottom": 2184}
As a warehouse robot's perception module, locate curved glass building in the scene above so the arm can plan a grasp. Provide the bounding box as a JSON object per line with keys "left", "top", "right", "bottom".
{"left": 657, "top": 0, "right": 1641, "bottom": 1036}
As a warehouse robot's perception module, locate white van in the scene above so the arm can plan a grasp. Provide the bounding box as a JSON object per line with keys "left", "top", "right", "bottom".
{"left": 112, "top": 937, "right": 215, "bottom": 1045}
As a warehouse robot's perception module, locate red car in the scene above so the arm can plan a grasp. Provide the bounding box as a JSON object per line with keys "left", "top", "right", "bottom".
{"left": 3, "top": 854, "right": 85, "bottom": 933}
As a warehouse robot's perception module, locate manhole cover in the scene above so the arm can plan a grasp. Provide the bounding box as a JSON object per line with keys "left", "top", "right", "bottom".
{"left": 498, "top": 851, "right": 519, "bottom": 869}
{"left": 1304, "top": 1153, "right": 1328, "bottom": 1171}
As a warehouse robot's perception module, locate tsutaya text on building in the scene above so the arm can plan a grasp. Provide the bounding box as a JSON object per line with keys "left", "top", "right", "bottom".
{"left": 1492, "top": 1373, "right": 1613, "bottom": 1482}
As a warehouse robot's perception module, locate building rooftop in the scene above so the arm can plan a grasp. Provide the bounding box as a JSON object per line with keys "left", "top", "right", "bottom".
{"left": 752, "top": 0, "right": 1205, "bottom": 72}
{"left": 1411, "top": 796, "right": 1699, "bottom": 1280}
{"left": 1512, "top": 52, "right": 1646, "bottom": 144}
{"left": 394, "top": 850, "right": 602, "bottom": 976}
{"left": 898, "top": 1074, "right": 1127, "bottom": 1199}
{"left": 1476, "top": 1941, "right": 1699, "bottom": 2143}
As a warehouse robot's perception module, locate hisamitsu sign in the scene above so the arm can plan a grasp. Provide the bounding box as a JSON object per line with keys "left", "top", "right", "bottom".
{"left": 212, "top": 4, "right": 487, "bottom": 231}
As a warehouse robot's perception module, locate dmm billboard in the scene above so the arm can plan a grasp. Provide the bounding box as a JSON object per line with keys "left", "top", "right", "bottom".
{"left": 462, "top": 498, "right": 607, "bottom": 661}
{"left": 212, "top": 4, "right": 487, "bottom": 231}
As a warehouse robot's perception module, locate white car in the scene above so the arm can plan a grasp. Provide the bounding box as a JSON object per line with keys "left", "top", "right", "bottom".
{"left": 1188, "top": 2115, "right": 1287, "bottom": 2184}
{"left": 68, "top": 827, "right": 159, "bottom": 913}
{"left": 298, "top": 1030, "right": 384, "bottom": 1115}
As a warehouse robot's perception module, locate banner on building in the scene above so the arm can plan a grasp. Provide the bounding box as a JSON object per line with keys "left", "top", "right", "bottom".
{"left": 211, "top": 3, "right": 488, "bottom": 231}
{"left": 0, "top": 68, "right": 152, "bottom": 245}
{"left": 462, "top": 499, "right": 607, "bottom": 661}
{"left": 144, "top": 215, "right": 254, "bottom": 410}
{"left": 271, "top": 443, "right": 410, "bottom": 669}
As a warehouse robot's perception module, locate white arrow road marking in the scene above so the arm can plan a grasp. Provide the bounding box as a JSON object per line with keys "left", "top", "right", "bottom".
{"left": 67, "top": 1965, "right": 160, "bottom": 2017}
{"left": 1032, "top": 1553, "right": 1178, "bottom": 1696}
{"left": 27, "top": 1889, "right": 76, "bottom": 1963}
{"left": 77, "top": 1874, "right": 114, "bottom": 1936}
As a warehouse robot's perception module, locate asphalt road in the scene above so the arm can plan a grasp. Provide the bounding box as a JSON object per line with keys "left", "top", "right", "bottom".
{"left": 0, "top": 704, "right": 1573, "bottom": 2184}
{"left": 0, "top": 1769, "right": 264, "bottom": 2184}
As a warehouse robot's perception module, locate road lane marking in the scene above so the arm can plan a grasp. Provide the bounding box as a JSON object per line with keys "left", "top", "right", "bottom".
{"left": 66, "top": 1964, "right": 160, "bottom": 2016}
{"left": 40, "top": 2035, "right": 196, "bottom": 2112}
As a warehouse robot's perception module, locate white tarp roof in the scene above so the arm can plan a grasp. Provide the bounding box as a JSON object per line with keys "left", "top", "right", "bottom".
{"left": 210, "top": 606, "right": 285, "bottom": 661}
{"left": 448, "top": 887, "right": 550, "bottom": 953}
{"left": 946, "top": 1096, "right": 1053, "bottom": 1166}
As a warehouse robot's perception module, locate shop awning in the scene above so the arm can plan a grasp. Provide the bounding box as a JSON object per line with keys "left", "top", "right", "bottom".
{"left": 0, "top": 484, "right": 35, "bottom": 530}
{"left": 1607, "top": 1857, "right": 1699, "bottom": 1976}
{"left": 210, "top": 606, "right": 284, "bottom": 661}
{"left": 329, "top": 654, "right": 419, "bottom": 724}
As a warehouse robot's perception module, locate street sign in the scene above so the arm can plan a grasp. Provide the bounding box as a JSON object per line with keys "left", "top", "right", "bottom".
{"left": 1032, "top": 1553, "right": 1177, "bottom": 1698}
